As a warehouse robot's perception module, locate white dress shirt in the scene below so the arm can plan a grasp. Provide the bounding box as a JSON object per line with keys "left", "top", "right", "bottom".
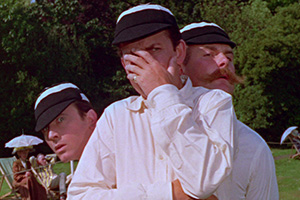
{"left": 67, "top": 79, "right": 237, "bottom": 199}
{"left": 215, "top": 121, "right": 279, "bottom": 200}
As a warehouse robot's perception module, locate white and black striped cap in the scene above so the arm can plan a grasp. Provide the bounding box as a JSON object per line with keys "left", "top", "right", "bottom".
{"left": 112, "top": 4, "right": 179, "bottom": 45}
{"left": 180, "top": 22, "right": 236, "bottom": 48}
{"left": 34, "top": 83, "right": 90, "bottom": 132}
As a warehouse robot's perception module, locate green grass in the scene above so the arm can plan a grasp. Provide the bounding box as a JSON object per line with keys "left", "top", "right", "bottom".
{"left": 52, "top": 161, "right": 78, "bottom": 176}
{"left": 272, "top": 148, "right": 300, "bottom": 200}
{"left": 1, "top": 150, "right": 300, "bottom": 199}
{"left": 0, "top": 161, "right": 77, "bottom": 199}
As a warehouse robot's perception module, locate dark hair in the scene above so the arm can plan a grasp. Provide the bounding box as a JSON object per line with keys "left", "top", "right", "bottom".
{"left": 165, "top": 27, "right": 182, "bottom": 50}
{"left": 73, "top": 100, "right": 96, "bottom": 119}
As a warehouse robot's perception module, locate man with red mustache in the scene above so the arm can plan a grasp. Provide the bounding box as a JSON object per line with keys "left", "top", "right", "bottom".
{"left": 68, "top": 5, "right": 236, "bottom": 200}
{"left": 181, "top": 22, "right": 279, "bottom": 200}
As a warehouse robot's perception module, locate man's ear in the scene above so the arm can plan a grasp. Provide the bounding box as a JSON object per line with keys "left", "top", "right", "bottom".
{"left": 86, "top": 109, "right": 98, "bottom": 130}
{"left": 175, "top": 39, "right": 187, "bottom": 66}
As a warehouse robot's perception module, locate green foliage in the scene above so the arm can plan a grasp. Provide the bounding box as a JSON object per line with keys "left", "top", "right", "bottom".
{"left": 1, "top": 0, "right": 300, "bottom": 156}
{"left": 0, "top": 0, "right": 124, "bottom": 156}
{"left": 273, "top": 148, "right": 300, "bottom": 200}
{"left": 234, "top": 2, "right": 300, "bottom": 140}
{"left": 263, "top": 0, "right": 299, "bottom": 13}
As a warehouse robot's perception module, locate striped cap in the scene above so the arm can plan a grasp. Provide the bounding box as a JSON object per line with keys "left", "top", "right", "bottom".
{"left": 180, "top": 22, "right": 236, "bottom": 48}
{"left": 112, "top": 4, "right": 179, "bottom": 45}
{"left": 34, "top": 83, "right": 90, "bottom": 132}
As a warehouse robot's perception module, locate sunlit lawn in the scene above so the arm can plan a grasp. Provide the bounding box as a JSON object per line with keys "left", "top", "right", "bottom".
{"left": 1, "top": 150, "right": 300, "bottom": 199}
{"left": 0, "top": 161, "right": 77, "bottom": 199}
{"left": 272, "top": 148, "right": 300, "bottom": 200}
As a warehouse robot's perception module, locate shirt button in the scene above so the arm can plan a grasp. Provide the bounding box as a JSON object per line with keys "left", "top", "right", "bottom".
{"left": 159, "top": 155, "right": 164, "bottom": 160}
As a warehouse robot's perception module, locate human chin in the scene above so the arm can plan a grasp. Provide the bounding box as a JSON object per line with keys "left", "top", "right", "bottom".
{"left": 57, "top": 152, "right": 72, "bottom": 163}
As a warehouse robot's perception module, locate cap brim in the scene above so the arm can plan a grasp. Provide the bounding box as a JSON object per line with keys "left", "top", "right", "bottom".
{"left": 112, "top": 23, "right": 173, "bottom": 45}
{"left": 185, "top": 33, "right": 236, "bottom": 48}
{"left": 35, "top": 99, "right": 75, "bottom": 132}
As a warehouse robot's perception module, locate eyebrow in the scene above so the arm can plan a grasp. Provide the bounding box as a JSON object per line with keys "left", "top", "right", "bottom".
{"left": 56, "top": 113, "right": 67, "bottom": 119}
{"left": 122, "top": 43, "right": 161, "bottom": 55}
{"left": 203, "top": 45, "right": 233, "bottom": 55}
{"left": 144, "top": 43, "right": 160, "bottom": 51}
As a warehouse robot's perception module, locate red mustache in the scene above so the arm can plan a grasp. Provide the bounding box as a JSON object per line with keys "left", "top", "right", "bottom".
{"left": 207, "top": 68, "right": 244, "bottom": 85}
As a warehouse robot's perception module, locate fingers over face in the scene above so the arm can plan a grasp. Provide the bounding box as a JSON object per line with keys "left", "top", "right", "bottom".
{"left": 123, "top": 53, "right": 147, "bottom": 69}
{"left": 124, "top": 63, "right": 142, "bottom": 75}
{"left": 131, "top": 50, "right": 157, "bottom": 65}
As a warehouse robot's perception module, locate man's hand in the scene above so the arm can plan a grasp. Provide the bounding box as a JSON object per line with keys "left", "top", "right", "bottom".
{"left": 123, "top": 50, "right": 181, "bottom": 98}
{"left": 172, "top": 179, "right": 218, "bottom": 200}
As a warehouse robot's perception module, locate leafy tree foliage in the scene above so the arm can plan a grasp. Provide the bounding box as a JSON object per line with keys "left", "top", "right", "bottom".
{"left": 0, "top": 0, "right": 126, "bottom": 156}
{"left": 234, "top": 2, "right": 300, "bottom": 141}
{"left": 1, "top": 0, "right": 299, "bottom": 156}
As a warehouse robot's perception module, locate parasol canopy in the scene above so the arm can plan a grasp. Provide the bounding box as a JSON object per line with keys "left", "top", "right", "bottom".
{"left": 280, "top": 126, "right": 298, "bottom": 144}
{"left": 5, "top": 134, "right": 43, "bottom": 148}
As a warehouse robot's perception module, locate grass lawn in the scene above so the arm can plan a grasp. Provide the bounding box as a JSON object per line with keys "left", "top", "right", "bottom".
{"left": 1, "top": 149, "right": 300, "bottom": 199}
{"left": 272, "top": 148, "right": 300, "bottom": 200}
{"left": 0, "top": 161, "right": 77, "bottom": 199}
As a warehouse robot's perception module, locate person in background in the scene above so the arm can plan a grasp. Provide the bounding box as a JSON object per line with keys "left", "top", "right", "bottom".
{"left": 68, "top": 4, "right": 239, "bottom": 200}
{"left": 12, "top": 146, "right": 47, "bottom": 200}
{"left": 290, "top": 129, "right": 300, "bottom": 151}
{"left": 34, "top": 83, "right": 98, "bottom": 163}
{"left": 181, "top": 21, "right": 279, "bottom": 199}
{"left": 30, "top": 153, "right": 67, "bottom": 199}
{"left": 30, "top": 153, "right": 63, "bottom": 190}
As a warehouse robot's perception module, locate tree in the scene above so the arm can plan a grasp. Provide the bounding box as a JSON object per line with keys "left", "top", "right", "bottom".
{"left": 0, "top": 0, "right": 124, "bottom": 156}
{"left": 1, "top": 0, "right": 299, "bottom": 156}
{"left": 234, "top": 2, "right": 300, "bottom": 141}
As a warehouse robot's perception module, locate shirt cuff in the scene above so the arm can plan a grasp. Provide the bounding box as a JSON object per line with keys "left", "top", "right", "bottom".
{"left": 147, "top": 84, "right": 182, "bottom": 110}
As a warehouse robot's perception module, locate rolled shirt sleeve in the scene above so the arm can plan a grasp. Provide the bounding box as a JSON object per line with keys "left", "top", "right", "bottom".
{"left": 68, "top": 81, "right": 236, "bottom": 199}
{"left": 147, "top": 84, "right": 236, "bottom": 199}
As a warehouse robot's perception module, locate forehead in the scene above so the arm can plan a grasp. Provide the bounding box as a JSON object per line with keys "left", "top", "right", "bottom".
{"left": 59, "top": 103, "right": 77, "bottom": 115}
{"left": 119, "top": 30, "right": 171, "bottom": 52}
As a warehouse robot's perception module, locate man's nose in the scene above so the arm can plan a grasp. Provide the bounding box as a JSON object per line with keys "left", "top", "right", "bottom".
{"left": 47, "top": 130, "right": 60, "bottom": 142}
{"left": 216, "top": 53, "right": 230, "bottom": 69}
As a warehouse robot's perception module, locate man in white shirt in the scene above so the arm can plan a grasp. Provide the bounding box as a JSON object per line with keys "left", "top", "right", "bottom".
{"left": 34, "top": 83, "right": 98, "bottom": 163}
{"left": 181, "top": 21, "right": 279, "bottom": 200}
{"left": 68, "top": 5, "right": 238, "bottom": 200}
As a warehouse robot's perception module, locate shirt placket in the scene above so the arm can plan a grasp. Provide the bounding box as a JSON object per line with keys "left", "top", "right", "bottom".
{"left": 154, "top": 143, "right": 168, "bottom": 181}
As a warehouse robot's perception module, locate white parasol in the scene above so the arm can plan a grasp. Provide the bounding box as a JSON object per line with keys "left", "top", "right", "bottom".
{"left": 5, "top": 134, "right": 43, "bottom": 148}
{"left": 280, "top": 126, "right": 298, "bottom": 144}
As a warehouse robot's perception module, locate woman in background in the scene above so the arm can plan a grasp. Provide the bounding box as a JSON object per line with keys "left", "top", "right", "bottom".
{"left": 12, "top": 146, "right": 47, "bottom": 200}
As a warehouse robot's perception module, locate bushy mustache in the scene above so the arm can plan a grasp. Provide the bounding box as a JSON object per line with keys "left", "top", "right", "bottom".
{"left": 207, "top": 68, "right": 244, "bottom": 85}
